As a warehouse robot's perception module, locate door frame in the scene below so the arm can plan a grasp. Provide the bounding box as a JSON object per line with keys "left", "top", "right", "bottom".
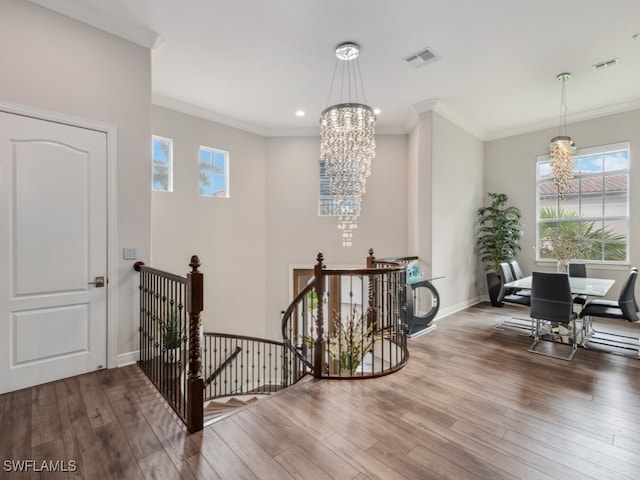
{"left": 0, "top": 100, "right": 119, "bottom": 369}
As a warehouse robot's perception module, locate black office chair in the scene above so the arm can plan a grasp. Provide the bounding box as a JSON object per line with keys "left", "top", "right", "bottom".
{"left": 497, "top": 262, "right": 530, "bottom": 307}
{"left": 568, "top": 262, "right": 588, "bottom": 307}
{"left": 528, "top": 272, "right": 578, "bottom": 360}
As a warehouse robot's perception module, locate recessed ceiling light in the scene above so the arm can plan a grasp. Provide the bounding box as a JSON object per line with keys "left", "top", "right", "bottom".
{"left": 373, "top": 108, "right": 381, "bottom": 115}
{"left": 295, "top": 110, "right": 305, "bottom": 117}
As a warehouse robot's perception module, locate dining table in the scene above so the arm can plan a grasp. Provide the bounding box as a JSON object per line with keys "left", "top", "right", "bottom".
{"left": 504, "top": 275, "right": 615, "bottom": 297}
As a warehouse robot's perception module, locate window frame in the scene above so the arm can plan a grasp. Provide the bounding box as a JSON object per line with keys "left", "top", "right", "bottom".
{"left": 535, "top": 141, "right": 630, "bottom": 265}
{"left": 318, "top": 159, "right": 360, "bottom": 216}
{"left": 152, "top": 135, "right": 173, "bottom": 192}
{"left": 199, "top": 146, "right": 229, "bottom": 198}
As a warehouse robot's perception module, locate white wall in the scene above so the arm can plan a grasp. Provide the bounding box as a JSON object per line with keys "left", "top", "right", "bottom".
{"left": 484, "top": 109, "right": 640, "bottom": 298}
{"left": 0, "top": 0, "right": 151, "bottom": 359}
{"left": 152, "top": 106, "right": 267, "bottom": 337}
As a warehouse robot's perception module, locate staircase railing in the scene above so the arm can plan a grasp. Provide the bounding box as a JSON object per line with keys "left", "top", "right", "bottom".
{"left": 282, "top": 250, "right": 410, "bottom": 379}
{"left": 134, "top": 256, "right": 203, "bottom": 433}
{"left": 201, "top": 333, "right": 295, "bottom": 401}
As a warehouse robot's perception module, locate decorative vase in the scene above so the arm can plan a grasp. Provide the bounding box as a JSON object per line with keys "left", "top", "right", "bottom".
{"left": 486, "top": 272, "right": 503, "bottom": 307}
{"left": 164, "top": 347, "right": 180, "bottom": 364}
{"left": 557, "top": 259, "right": 569, "bottom": 273}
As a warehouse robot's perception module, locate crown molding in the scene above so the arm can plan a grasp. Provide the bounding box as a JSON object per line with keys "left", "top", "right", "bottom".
{"left": 154, "top": 95, "right": 408, "bottom": 137}
{"left": 28, "top": 0, "right": 162, "bottom": 49}
{"left": 485, "top": 98, "right": 640, "bottom": 141}
{"left": 153, "top": 95, "right": 268, "bottom": 136}
{"left": 411, "top": 99, "right": 487, "bottom": 140}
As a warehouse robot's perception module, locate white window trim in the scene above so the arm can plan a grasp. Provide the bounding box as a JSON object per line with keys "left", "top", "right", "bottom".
{"left": 199, "top": 146, "right": 229, "bottom": 198}
{"left": 152, "top": 135, "right": 173, "bottom": 192}
{"left": 535, "top": 141, "right": 630, "bottom": 266}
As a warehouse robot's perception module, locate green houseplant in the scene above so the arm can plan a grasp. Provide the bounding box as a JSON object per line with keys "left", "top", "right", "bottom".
{"left": 476, "top": 192, "right": 523, "bottom": 306}
{"left": 162, "top": 309, "right": 184, "bottom": 363}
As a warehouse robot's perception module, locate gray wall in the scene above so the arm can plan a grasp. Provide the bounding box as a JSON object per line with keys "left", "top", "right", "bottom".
{"left": 152, "top": 107, "right": 409, "bottom": 340}
{"left": 0, "top": 0, "right": 152, "bottom": 360}
{"left": 432, "top": 113, "right": 485, "bottom": 309}
{"left": 484, "top": 109, "right": 640, "bottom": 298}
{"left": 151, "top": 106, "right": 268, "bottom": 337}
{"left": 265, "top": 134, "right": 409, "bottom": 339}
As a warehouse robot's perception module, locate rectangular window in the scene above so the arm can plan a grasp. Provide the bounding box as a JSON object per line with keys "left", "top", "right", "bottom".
{"left": 318, "top": 160, "right": 360, "bottom": 216}
{"left": 536, "top": 142, "right": 630, "bottom": 263}
{"left": 152, "top": 136, "right": 173, "bottom": 192}
{"left": 199, "top": 146, "right": 229, "bottom": 198}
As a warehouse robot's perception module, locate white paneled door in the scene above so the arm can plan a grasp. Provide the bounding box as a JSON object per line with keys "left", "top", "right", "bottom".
{"left": 0, "top": 112, "right": 107, "bottom": 394}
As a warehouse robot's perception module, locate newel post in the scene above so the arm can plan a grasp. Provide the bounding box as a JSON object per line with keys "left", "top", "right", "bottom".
{"left": 186, "top": 255, "right": 204, "bottom": 433}
{"left": 367, "top": 247, "right": 375, "bottom": 268}
{"left": 313, "top": 253, "right": 325, "bottom": 378}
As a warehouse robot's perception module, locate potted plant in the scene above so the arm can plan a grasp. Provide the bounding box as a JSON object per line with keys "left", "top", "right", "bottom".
{"left": 162, "top": 309, "right": 184, "bottom": 363}
{"left": 476, "top": 192, "right": 523, "bottom": 306}
{"left": 325, "top": 308, "right": 375, "bottom": 376}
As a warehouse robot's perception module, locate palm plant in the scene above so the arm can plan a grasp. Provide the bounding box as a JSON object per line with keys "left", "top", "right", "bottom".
{"left": 476, "top": 193, "right": 523, "bottom": 274}
{"left": 538, "top": 206, "right": 626, "bottom": 261}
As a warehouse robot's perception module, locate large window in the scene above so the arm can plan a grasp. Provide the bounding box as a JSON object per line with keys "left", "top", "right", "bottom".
{"left": 536, "top": 142, "right": 630, "bottom": 263}
{"left": 152, "top": 136, "right": 173, "bottom": 192}
{"left": 318, "top": 160, "right": 359, "bottom": 216}
{"left": 199, "top": 146, "right": 229, "bottom": 198}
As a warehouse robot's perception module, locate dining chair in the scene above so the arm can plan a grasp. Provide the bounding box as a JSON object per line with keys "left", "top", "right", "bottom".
{"left": 568, "top": 262, "right": 588, "bottom": 307}
{"left": 528, "top": 272, "right": 578, "bottom": 361}
{"left": 509, "top": 260, "right": 531, "bottom": 298}
{"left": 579, "top": 268, "right": 639, "bottom": 325}
{"left": 497, "top": 262, "right": 530, "bottom": 307}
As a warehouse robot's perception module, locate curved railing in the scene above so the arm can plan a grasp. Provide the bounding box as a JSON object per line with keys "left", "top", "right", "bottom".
{"left": 282, "top": 250, "right": 410, "bottom": 379}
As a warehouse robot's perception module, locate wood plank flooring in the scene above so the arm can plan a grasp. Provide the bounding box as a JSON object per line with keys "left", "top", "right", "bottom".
{"left": 1, "top": 302, "right": 640, "bottom": 479}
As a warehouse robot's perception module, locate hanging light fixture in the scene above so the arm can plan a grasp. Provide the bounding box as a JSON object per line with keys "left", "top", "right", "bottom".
{"left": 320, "top": 42, "right": 376, "bottom": 247}
{"left": 549, "top": 72, "right": 576, "bottom": 198}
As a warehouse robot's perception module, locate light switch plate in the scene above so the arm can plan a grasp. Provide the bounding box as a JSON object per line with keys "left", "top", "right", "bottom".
{"left": 123, "top": 248, "right": 137, "bottom": 260}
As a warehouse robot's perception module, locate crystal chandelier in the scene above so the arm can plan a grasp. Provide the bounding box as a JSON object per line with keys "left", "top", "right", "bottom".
{"left": 549, "top": 72, "right": 575, "bottom": 198}
{"left": 320, "top": 42, "right": 376, "bottom": 247}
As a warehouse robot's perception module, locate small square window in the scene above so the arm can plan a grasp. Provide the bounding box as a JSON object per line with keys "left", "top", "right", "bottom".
{"left": 199, "top": 147, "right": 229, "bottom": 198}
{"left": 152, "top": 136, "right": 173, "bottom": 192}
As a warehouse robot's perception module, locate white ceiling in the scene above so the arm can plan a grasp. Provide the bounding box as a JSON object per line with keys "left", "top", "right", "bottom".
{"left": 32, "top": 0, "right": 640, "bottom": 139}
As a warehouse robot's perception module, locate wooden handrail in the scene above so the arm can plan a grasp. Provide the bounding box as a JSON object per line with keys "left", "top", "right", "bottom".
{"left": 134, "top": 256, "right": 204, "bottom": 434}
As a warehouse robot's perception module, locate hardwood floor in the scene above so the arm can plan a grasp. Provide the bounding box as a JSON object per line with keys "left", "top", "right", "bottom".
{"left": 2, "top": 302, "right": 640, "bottom": 479}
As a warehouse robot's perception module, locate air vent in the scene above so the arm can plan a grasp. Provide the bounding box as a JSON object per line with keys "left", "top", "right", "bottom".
{"left": 593, "top": 57, "right": 619, "bottom": 71}
{"left": 404, "top": 47, "right": 439, "bottom": 68}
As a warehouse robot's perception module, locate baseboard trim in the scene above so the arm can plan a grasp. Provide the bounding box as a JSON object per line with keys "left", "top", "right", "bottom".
{"left": 434, "top": 296, "right": 485, "bottom": 321}
{"left": 118, "top": 350, "right": 139, "bottom": 367}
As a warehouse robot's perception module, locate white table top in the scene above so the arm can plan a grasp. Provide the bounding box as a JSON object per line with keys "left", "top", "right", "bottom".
{"left": 505, "top": 275, "right": 615, "bottom": 297}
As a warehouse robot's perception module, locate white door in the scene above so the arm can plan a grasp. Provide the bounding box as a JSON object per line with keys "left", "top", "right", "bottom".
{"left": 0, "top": 112, "right": 107, "bottom": 394}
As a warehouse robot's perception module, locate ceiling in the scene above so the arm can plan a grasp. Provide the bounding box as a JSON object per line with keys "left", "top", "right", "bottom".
{"left": 33, "top": 0, "right": 640, "bottom": 139}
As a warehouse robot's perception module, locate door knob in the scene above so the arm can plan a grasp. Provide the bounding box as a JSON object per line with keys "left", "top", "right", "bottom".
{"left": 88, "top": 276, "right": 105, "bottom": 288}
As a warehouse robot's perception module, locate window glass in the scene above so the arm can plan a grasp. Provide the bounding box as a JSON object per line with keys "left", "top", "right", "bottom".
{"left": 536, "top": 143, "right": 629, "bottom": 263}
{"left": 199, "top": 147, "right": 229, "bottom": 198}
{"left": 152, "top": 136, "right": 173, "bottom": 192}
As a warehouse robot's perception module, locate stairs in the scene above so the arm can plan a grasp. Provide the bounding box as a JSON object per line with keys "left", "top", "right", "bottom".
{"left": 203, "top": 396, "right": 262, "bottom": 424}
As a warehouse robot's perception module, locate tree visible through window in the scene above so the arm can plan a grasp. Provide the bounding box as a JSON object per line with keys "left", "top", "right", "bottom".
{"left": 536, "top": 142, "right": 630, "bottom": 263}
{"left": 199, "top": 146, "right": 229, "bottom": 197}
{"left": 152, "top": 136, "right": 173, "bottom": 192}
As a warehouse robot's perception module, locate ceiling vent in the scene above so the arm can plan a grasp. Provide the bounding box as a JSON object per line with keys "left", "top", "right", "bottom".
{"left": 593, "top": 57, "right": 619, "bottom": 71}
{"left": 404, "top": 47, "right": 439, "bottom": 68}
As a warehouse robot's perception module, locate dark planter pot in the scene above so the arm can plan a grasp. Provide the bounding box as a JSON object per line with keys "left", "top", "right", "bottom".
{"left": 486, "top": 272, "right": 503, "bottom": 307}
